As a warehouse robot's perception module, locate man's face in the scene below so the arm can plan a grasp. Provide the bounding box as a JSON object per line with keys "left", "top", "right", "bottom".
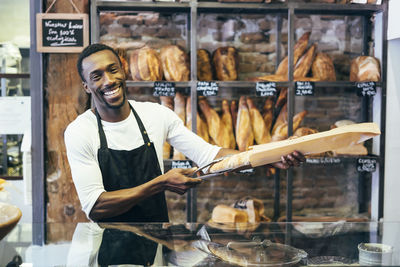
{"left": 81, "top": 50, "right": 127, "bottom": 111}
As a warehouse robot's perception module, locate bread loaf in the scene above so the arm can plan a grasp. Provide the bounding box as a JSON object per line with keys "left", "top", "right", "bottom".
{"left": 186, "top": 97, "right": 210, "bottom": 143}
{"left": 222, "top": 100, "right": 236, "bottom": 149}
{"left": 199, "top": 98, "right": 223, "bottom": 146}
{"left": 211, "top": 204, "right": 248, "bottom": 223}
{"left": 231, "top": 100, "right": 238, "bottom": 132}
{"left": 350, "top": 56, "right": 380, "bottom": 82}
{"left": 115, "top": 48, "right": 130, "bottom": 78}
{"left": 236, "top": 96, "right": 254, "bottom": 151}
{"left": 293, "top": 43, "right": 317, "bottom": 78}
{"left": 247, "top": 97, "right": 271, "bottom": 144}
{"left": 213, "top": 46, "right": 239, "bottom": 81}
{"left": 276, "top": 32, "right": 311, "bottom": 76}
{"left": 173, "top": 92, "right": 186, "bottom": 160}
{"left": 311, "top": 52, "right": 336, "bottom": 81}
{"left": 160, "top": 96, "right": 174, "bottom": 159}
{"left": 197, "top": 49, "right": 213, "bottom": 81}
{"left": 129, "top": 47, "right": 163, "bottom": 81}
{"left": 275, "top": 87, "right": 287, "bottom": 109}
{"left": 293, "top": 127, "right": 318, "bottom": 137}
{"left": 262, "top": 97, "right": 274, "bottom": 133}
{"left": 160, "top": 45, "right": 190, "bottom": 82}
{"left": 272, "top": 110, "right": 307, "bottom": 141}
{"left": 209, "top": 151, "right": 251, "bottom": 173}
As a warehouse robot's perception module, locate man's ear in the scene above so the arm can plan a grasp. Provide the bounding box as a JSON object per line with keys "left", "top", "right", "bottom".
{"left": 82, "top": 82, "right": 91, "bottom": 94}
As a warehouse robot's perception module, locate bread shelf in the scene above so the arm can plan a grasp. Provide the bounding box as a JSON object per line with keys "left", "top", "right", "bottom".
{"left": 92, "top": 0, "right": 388, "bottom": 222}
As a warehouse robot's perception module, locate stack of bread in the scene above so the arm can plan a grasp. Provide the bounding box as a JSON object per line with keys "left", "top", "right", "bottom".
{"left": 251, "top": 31, "right": 380, "bottom": 83}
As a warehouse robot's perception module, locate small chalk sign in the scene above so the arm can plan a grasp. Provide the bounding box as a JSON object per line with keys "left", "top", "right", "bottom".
{"left": 306, "top": 157, "right": 341, "bottom": 164}
{"left": 356, "top": 82, "right": 376, "bottom": 97}
{"left": 256, "top": 82, "right": 277, "bottom": 97}
{"left": 197, "top": 81, "right": 219, "bottom": 96}
{"left": 36, "top": 13, "right": 89, "bottom": 53}
{"left": 171, "top": 160, "right": 193, "bottom": 169}
{"left": 153, "top": 82, "right": 175, "bottom": 97}
{"left": 295, "top": 81, "right": 315, "bottom": 96}
{"left": 357, "top": 158, "right": 377, "bottom": 172}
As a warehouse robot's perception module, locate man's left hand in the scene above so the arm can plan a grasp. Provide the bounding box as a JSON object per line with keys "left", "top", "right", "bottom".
{"left": 270, "top": 151, "right": 305, "bottom": 170}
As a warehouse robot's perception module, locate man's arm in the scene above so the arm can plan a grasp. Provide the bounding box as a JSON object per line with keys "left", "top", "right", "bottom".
{"left": 89, "top": 168, "right": 201, "bottom": 221}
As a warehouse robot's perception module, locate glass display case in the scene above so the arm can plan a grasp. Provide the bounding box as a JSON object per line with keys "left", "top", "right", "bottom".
{"left": 89, "top": 0, "right": 387, "bottom": 223}
{"left": 1, "top": 221, "right": 399, "bottom": 266}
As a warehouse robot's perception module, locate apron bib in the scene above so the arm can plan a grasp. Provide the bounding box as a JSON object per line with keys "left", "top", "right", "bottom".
{"left": 95, "top": 103, "right": 169, "bottom": 222}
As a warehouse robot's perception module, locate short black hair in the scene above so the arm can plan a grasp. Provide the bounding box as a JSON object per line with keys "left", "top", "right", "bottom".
{"left": 77, "top": 43, "right": 122, "bottom": 82}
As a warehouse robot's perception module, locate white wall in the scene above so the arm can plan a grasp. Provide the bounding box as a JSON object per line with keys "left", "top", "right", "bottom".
{"left": 384, "top": 0, "right": 400, "bottom": 222}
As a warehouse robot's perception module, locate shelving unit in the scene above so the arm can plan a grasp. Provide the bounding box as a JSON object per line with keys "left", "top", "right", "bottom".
{"left": 90, "top": 0, "right": 388, "bottom": 222}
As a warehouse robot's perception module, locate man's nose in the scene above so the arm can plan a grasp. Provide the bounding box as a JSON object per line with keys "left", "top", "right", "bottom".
{"left": 103, "top": 72, "right": 115, "bottom": 85}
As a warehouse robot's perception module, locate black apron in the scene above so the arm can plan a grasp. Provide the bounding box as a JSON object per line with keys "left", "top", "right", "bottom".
{"left": 98, "top": 228, "right": 158, "bottom": 266}
{"left": 95, "top": 103, "right": 169, "bottom": 223}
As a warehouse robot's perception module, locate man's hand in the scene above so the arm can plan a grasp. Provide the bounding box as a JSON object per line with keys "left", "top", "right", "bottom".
{"left": 161, "top": 168, "right": 202, "bottom": 195}
{"left": 270, "top": 151, "right": 305, "bottom": 170}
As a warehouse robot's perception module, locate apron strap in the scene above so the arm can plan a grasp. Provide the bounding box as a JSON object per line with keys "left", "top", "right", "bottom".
{"left": 128, "top": 103, "right": 152, "bottom": 146}
{"left": 94, "top": 102, "right": 151, "bottom": 149}
{"left": 95, "top": 108, "right": 108, "bottom": 149}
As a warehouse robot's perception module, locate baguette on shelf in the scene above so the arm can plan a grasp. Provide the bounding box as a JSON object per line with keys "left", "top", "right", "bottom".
{"left": 197, "top": 49, "right": 214, "bottom": 81}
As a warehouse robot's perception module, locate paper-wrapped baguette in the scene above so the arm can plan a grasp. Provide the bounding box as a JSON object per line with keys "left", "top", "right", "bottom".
{"left": 209, "top": 122, "right": 380, "bottom": 173}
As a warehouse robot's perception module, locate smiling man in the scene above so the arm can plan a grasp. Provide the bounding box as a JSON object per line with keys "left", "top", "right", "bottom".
{"left": 64, "top": 43, "right": 305, "bottom": 223}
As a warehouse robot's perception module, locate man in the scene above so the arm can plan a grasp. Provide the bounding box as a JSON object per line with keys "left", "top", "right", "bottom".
{"left": 65, "top": 43, "right": 304, "bottom": 223}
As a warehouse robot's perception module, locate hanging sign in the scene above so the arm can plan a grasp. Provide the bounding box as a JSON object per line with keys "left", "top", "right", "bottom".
{"left": 256, "top": 82, "right": 277, "bottom": 97}
{"left": 356, "top": 82, "right": 377, "bottom": 97}
{"left": 171, "top": 160, "right": 193, "bottom": 169}
{"left": 197, "top": 81, "right": 219, "bottom": 96}
{"left": 357, "top": 158, "right": 377, "bottom": 173}
{"left": 153, "top": 82, "right": 175, "bottom": 96}
{"left": 295, "top": 81, "right": 315, "bottom": 96}
{"left": 36, "top": 13, "right": 89, "bottom": 53}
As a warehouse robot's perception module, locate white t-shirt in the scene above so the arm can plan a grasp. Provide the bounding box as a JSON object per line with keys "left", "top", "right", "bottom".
{"left": 64, "top": 100, "right": 220, "bottom": 218}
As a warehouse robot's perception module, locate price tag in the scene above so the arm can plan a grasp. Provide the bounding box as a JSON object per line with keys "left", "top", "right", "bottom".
{"left": 356, "top": 82, "right": 376, "bottom": 97}
{"left": 256, "top": 82, "right": 277, "bottom": 97}
{"left": 295, "top": 81, "right": 315, "bottom": 96}
{"left": 171, "top": 160, "right": 193, "bottom": 169}
{"left": 357, "top": 158, "right": 377, "bottom": 172}
{"left": 153, "top": 82, "right": 175, "bottom": 97}
{"left": 197, "top": 81, "right": 219, "bottom": 96}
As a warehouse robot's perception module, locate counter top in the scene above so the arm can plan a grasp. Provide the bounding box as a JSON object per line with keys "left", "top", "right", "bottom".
{"left": 1, "top": 221, "right": 399, "bottom": 266}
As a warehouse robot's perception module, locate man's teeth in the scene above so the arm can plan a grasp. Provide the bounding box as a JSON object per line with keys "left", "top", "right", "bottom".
{"left": 103, "top": 88, "right": 119, "bottom": 96}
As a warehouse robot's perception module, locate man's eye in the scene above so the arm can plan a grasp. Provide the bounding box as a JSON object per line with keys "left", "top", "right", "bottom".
{"left": 110, "top": 67, "right": 118, "bottom": 73}
{"left": 91, "top": 75, "right": 101, "bottom": 81}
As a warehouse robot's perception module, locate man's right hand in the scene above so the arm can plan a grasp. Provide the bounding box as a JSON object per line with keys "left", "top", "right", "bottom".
{"left": 161, "top": 168, "right": 202, "bottom": 195}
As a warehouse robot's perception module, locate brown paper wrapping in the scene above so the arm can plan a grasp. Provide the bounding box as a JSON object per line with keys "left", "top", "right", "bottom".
{"left": 209, "top": 122, "right": 380, "bottom": 173}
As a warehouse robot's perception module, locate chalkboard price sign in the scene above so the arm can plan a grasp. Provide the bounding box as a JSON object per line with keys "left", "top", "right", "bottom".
{"left": 256, "top": 82, "right": 277, "bottom": 97}
{"left": 197, "top": 81, "right": 219, "bottom": 96}
{"left": 153, "top": 82, "right": 175, "bottom": 97}
{"left": 295, "top": 81, "right": 315, "bottom": 96}
{"left": 356, "top": 82, "right": 376, "bottom": 97}
{"left": 171, "top": 160, "right": 193, "bottom": 169}
{"left": 36, "top": 13, "right": 89, "bottom": 53}
{"left": 357, "top": 158, "right": 377, "bottom": 173}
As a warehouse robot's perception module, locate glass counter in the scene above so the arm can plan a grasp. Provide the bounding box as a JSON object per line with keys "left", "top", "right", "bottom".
{"left": 1, "top": 221, "right": 399, "bottom": 266}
